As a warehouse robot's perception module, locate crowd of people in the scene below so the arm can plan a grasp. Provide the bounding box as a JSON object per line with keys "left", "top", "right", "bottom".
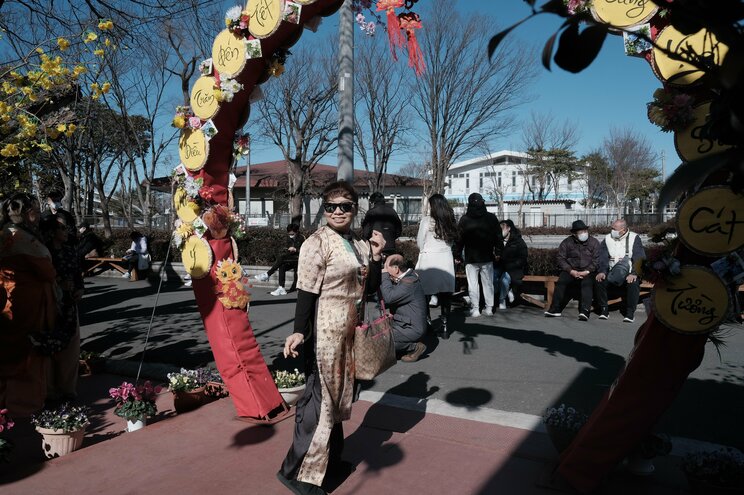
{"left": 270, "top": 184, "right": 648, "bottom": 495}
{"left": 0, "top": 190, "right": 150, "bottom": 417}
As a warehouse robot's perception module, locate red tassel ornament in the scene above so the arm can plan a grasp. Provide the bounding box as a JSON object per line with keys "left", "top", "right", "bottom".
{"left": 377, "top": 0, "right": 405, "bottom": 60}
{"left": 399, "top": 12, "right": 425, "bottom": 76}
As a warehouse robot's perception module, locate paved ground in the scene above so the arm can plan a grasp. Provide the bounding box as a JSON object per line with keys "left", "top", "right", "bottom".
{"left": 1, "top": 275, "right": 742, "bottom": 494}
{"left": 79, "top": 276, "right": 744, "bottom": 448}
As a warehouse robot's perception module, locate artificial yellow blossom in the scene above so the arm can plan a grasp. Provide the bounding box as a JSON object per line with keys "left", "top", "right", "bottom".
{"left": 57, "top": 37, "right": 71, "bottom": 51}
{"left": 94, "top": 48, "right": 105, "bottom": 57}
{"left": 213, "top": 89, "right": 223, "bottom": 101}
{"left": 84, "top": 32, "right": 98, "bottom": 43}
{"left": 172, "top": 115, "right": 186, "bottom": 128}
{"left": 90, "top": 82, "right": 100, "bottom": 92}
{"left": 1, "top": 143, "right": 20, "bottom": 157}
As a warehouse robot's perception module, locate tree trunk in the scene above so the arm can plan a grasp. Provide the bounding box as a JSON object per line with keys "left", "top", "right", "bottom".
{"left": 287, "top": 159, "right": 304, "bottom": 226}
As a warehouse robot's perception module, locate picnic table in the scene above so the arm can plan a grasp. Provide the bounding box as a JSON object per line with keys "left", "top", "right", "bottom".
{"left": 83, "top": 257, "right": 139, "bottom": 281}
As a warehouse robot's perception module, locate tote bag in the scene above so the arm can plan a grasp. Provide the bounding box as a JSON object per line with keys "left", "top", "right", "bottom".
{"left": 354, "top": 292, "right": 396, "bottom": 380}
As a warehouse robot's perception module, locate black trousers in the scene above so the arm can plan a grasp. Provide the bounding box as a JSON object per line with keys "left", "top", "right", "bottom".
{"left": 594, "top": 278, "right": 641, "bottom": 318}
{"left": 549, "top": 271, "right": 595, "bottom": 314}
{"left": 280, "top": 370, "right": 344, "bottom": 483}
{"left": 267, "top": 254, "right": 298, "bottom": 289}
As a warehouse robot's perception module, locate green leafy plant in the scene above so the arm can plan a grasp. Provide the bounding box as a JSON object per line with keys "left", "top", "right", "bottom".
{"left": 272, "top": 369, "right": 306, "bottom": 389}
{"left": 31, "top": 403, "right": 89, "bottom": 433}
{"left": 681, "top": 448, "right": 744, "bottom": 487}
{"left": 543, "top": 403, "right": 588, "bottom": 432}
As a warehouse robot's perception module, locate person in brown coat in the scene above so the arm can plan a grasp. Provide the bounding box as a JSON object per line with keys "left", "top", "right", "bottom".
{"left": 545, "top": 220, "right": 600, "bottom": 321}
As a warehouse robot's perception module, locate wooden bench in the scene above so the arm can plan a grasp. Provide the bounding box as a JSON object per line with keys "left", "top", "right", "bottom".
{"left": 520, "top": 275, "right": 654, "bottom": 310}
{"left": 83, "top": 257, "right": 139, "bottom": 281}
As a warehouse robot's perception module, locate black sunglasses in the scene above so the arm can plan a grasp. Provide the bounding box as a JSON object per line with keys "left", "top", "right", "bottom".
{"left": 322, "top": 202, "right": 355, "bottom": 214}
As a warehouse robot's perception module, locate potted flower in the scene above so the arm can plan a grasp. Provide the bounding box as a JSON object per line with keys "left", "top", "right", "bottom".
{"left": 681, "top": 448, "right": 744, "bottom": 494}
{"left": 272, "top": 369, "right": 306, "bottom": 406}
{"left": 30, "top": 403, "right": 89, "bottom": 458}
{"left": 543, "top": 403, "right": 589, "bottom": 454}
{"left": 109, "top": 381, "right": 161, "bottom": 432}
{"left": 167, "top": 367, "right": 225, "bottom": 414}
{"left": 79, "top": 350, "right": 105, "bottom": 376}
{"left": 0, "top": 409, "right": 15, "bottom": 463}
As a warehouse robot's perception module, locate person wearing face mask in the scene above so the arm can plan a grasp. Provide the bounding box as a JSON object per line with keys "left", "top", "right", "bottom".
{"left": 594, "top": 219, "right": 646, "bottom": 322}
{"left": 254, "top": 223, "right": 305, "bottom": 296}
{"left": 493, "top": 219, "right": 528, "bottom": 310}
{"left": 545, "top": 220, "right": 600, "bottom": 321}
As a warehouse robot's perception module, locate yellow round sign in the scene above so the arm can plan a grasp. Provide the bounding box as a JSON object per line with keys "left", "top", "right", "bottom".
{"left": 212, "top": 29, "right": 247, "bottom": 77}
{"left": 182, "top": 235, "right": 214, "bottom": 280}
{"left": 247, "top": 0, "right": 282, "bottom": 39}
{"left": 174, "top": 187, "right": 200, "bottom": 224}
{"left": 652, "top": 266, "right": 729, "bottom": 334}
{"left": 190, "top": 76, "right": 219, "bottom": 120}
{"left": 294, "top": 0, "right": 317, "bottom": 4}
{"left": 676, "top": 187, "right": 744, "bottom": 257}
{"left": 674, "top": 101, "right": 731, "bottom": 163}
{"left": 178, "top": 129, "right": 208, "bottom": 172}
{"left": 591, "top": 0, "right": 657, "bottom": 30}
{"left": 653, "top": 26, "right": 729, "bottom": 86}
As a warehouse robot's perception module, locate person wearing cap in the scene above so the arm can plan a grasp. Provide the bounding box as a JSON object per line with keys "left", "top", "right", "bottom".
{"left": 594, "top": 219, "right": 646, "bottom": 323}
{"left": 493, "top": 219, "right": 528, "bottom": 310}
{"left": 454, "top": 193, "right": 501, "bottom": 318}
{"left": 545, "top": 220, "right": 600, "bottom": 321}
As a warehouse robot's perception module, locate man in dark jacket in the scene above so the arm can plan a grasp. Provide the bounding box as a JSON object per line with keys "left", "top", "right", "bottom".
{"left": 77, "top": 221, "right": 104, "bottom": 264}
{"left": 361, "top": 192, "right": 402, "bottom": 257}
{"left": 455, "top": 193, "right": 501, "bottom": 317}
{"left": 254, "top": 223, "right": 305, "bottom": 296}
{"left": 545, "top": 220, "right": 601, "bottom": 321}
{"left": 381, "top": 254, "right": 427, "bottom": 362}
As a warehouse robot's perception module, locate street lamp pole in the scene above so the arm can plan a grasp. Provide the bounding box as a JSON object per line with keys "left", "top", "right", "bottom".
{"left": 337, "top": 0, "right": 354, "bottom": 183}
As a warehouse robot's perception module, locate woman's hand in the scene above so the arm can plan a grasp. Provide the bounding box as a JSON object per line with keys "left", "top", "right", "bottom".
{"left": 369, "top": 230, "right": 386, "bottom": 260}
{"left": 284, "top": 333, "right": 304, "bottom": 358}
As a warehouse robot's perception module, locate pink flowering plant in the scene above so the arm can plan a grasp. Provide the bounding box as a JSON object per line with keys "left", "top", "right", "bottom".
{"left": 564, "top": 0, "right": 591, "bottom": 16}
{"left": 0, "top": 409, "right": 14, "bottom": 462}
{"left": 109, "top": 381, "right": 161, "bottom": 421}
{"left": 647, "top": 87, "right": 695, "bottom": 132}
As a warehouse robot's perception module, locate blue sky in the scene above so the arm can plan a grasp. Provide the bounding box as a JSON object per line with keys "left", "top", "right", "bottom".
{"left": 247, "top": 0, "right": 678, "bottom": 178}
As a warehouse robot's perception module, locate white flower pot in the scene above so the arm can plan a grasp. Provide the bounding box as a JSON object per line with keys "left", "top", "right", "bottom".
{"left": 126, "top": 418, "right": 147, "bottom": 432}
{"left": 36, "top": 424, "right": 87, "bottom": 458}
{"left": 278, "top": 384, "right": 306, "bottom": 407}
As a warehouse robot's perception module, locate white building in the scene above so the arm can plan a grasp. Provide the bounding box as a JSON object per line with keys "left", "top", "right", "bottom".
{"left": 445, "top": 150, "right": 588, "bottom": 205}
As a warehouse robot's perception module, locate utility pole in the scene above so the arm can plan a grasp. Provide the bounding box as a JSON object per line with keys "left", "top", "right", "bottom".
{"left": 337, "top": 0, "right": 354, "bottom": 183}
{"left": 244, "top": 134, "right": 251, "bottom": 224}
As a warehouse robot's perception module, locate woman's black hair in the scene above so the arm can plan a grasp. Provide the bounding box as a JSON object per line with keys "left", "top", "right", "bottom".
{"left": 428, "top": 194, "right": 458, "bottom": 244}
{"left": 1, "top": 192, "right": 39, "bottom": 228}
{"left": 322, "top": 181, "right": 358, "bottom": 204}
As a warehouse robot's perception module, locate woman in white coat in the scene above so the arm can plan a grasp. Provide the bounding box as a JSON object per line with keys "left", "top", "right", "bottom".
{"left": 415, "top": 194, "right": 458, "bottom": 337}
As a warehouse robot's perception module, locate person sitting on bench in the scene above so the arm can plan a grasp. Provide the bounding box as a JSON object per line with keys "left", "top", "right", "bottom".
{"left": 122, "top": 231, "right": 150, "bottom": 280}
{"left": 254, "top": 223, "right": 304, "bottom": 296}
{"left": 77, "top": 221, "right": 103, "bottom": 264}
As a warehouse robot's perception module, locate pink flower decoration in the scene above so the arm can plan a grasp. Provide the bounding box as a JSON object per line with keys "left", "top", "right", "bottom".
{"left": 189, "top": 117, "right": 202, "bottom": 129}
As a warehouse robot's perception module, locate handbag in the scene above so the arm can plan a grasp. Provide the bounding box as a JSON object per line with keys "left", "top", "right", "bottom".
{"left": 607, "top": 235, "right": 630, "bottom": 286}
{"left": 353, "top": 290, "right": 396, "bottom": 380}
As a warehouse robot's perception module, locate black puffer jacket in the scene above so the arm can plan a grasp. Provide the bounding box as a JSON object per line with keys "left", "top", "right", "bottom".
{"left": 495, "top": 230, "right": 528, "bottom": 280}
{"left": 455, "top": 204, "right": 501, "bottom": 263}
{"left": 361, "top": 201, "right": 402, "bottom": 255}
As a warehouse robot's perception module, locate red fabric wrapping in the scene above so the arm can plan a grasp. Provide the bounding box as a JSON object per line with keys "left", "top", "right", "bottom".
{"left": 192, "top": 237, "right": 282, "bottom": 418}
{"left": 557, "top": 313, "right": 707, "bottom": 492}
